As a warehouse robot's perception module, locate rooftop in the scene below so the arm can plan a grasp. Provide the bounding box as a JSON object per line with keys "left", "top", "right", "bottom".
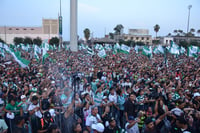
{"left": 0, "top": 26, "right": 42, "bottom": 34}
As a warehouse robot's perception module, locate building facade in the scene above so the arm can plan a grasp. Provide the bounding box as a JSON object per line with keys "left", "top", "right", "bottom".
{"left": 159, "top": 37, "right": 174, "bottom": 46}
{"left": 0, "top": 19, "right": 59, "bottom": 44}
{"left": 123, "top": 29, "right": 152, "bottom": 45}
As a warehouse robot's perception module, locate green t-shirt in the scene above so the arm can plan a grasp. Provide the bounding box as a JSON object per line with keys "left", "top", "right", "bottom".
{"left": 5, "top": 102, "right": 20, "bottom": 115}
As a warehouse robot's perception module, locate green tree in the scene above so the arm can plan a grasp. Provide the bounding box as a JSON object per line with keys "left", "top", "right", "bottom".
{"left": 167, "top": 33, "right": 171, "bottom": 36}
{"left": 14, "top": 37, "right": 24, "bottom": 45}
{"left": 83, "top": 28, "right": 90, "bottom": 41}
{"left": 197, "top": 29, "right": 200, "bottom": 36}
{"left": 190, "top": 41, "right": 199, "bottom": 46}
{"left": 49, "top": 37, "right": 59, "bottom": 46}
{"left": 179, "top": 40, "right": 189, "bottom": 48}
{"left": 178, "top": 30, "right": 183, "bottom": 36}
{"left": 33, "top": 37, "right": 42, "bottom": 46}
{"left": 190, "top": 28, "right": 195, "bottom": 33}
{"left": 154, "top": 24, "right": 160, "bottom": 38}
{"left": 23, "top": 37, "right": 33, "bottom": 45}
{"left": 109, "top": 32, "right": 114, "bottom": 39}
{"left": 0, "top": 38, "right": 5, "bottom": 43}
{"left": 174, "top": 29, "right": 178, "bottom": 35}
{"left": 152, "top": 40, "right": 160, "bottom": 45}
{"left": 137, "top": 41, "right": 145, "bottom": 46}
{"left": 114, "top": 24, "right": 124, "bottom": 35}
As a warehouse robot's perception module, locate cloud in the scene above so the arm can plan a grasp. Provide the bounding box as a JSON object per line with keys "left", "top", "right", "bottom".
{"left": 78, "top": 3, "right": 100, "bottom": 13}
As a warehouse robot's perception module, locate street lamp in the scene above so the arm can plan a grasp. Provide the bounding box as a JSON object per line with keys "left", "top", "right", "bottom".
{"left": 187, "top": 5, "right": 192, "bottom": 33}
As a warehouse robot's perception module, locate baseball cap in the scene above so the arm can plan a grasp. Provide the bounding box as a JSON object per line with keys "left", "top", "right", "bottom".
{"left": 20, "top": 95, "right": 26, "bottom": 100}
{"left": 91, "top": 123, "right": 105, "bottom": 133}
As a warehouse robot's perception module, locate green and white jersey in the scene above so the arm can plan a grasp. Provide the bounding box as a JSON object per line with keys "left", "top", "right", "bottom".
{"left": 93, "top": 92, "right": 104, "bottom": 106}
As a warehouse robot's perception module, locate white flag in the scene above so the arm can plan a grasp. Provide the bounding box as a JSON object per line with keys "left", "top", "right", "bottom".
{"left": 187, "top": 46, "right": 199, "bottom": 57}
{"left": 120, "top": 44, "right": 130, "bottom": 54}
{"left": 97, "top": 48, "right": 107, "bottom": 58}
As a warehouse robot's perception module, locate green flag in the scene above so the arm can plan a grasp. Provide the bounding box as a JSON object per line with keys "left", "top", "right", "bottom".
{"left": 187, "top": 46, "right": 199, "bottom": 57}
{"left": 142, "top": 46, "right": 152, "bottom": 57}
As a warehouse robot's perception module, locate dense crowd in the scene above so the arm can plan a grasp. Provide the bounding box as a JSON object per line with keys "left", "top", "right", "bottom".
{"left": 0, "top": 45, "right": 200, "bottom": 133}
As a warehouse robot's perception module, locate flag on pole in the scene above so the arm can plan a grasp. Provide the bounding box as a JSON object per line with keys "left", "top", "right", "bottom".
{"left": 169, "top": 42, "right": 180, "bottom": 55}
{"left": 21, "top": 44, "right": 29, "bottom": 51}
{"left": 42, "top": 43, "right": 49, "bottom": 63}
{"left": 142, "top": 46, "right": 152, "bottom": 57}
{"left": 95, "top": 44, "right": 100, "bottom": 50}
{"left": 34, "top": 45, "right": 41, "bottom": 61}
{"left": 134, "top": 45, "right": 143, "bottom": 53}
{"left": 153, "top": 45, "right": 164, "bottom": 54}
{"left": 4, "top": 45, "right": 30, "bottom": 68}
{"left": 97, "top": 48, "right": 107, "bottom": 58}
{"left": 105, "top": 44, "right": 112, "bottom": 51}
{"left": 180, "top": 47, "right": 186, "bottom": 54}
{"left": 120, "top": 44, "right": 130, "bottom": 54}
{"left": 187, "top": 46, "right": 199, "bottom": 57}
{"left": 86, "top": 46, "right": 95, "bottom": 55}
{"left": 80, "top": 44, "right": 86, "bottom": 50}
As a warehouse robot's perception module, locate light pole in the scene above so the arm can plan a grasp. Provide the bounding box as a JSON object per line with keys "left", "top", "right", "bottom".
{"left": 59, "top": 0, "right": 63, "bottom": 48}
{"left": 187, "top": 5, "right": 192, "bottom": 33}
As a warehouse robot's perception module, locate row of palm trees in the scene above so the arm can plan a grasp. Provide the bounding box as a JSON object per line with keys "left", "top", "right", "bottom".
{"left": 154, "top": 24, "right": 200, "bottom": 37}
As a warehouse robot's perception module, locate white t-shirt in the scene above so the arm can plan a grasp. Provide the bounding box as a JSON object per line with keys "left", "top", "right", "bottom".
{"left": 0, "top": 119, "right": 8, "bottom": 132}
{"left": 85, "top": 114, "right": 101, "bottom": 127}
{"left": 108, "top": 93, "right": 117, "bottom": 104}
{"left": 28, "top": 103, "right": 42, "bottom": 118}
{"left": 125, "top": 122, "right": 140, "bottom": 133}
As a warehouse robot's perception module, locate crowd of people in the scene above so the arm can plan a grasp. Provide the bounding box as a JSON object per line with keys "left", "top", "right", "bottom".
{"left": 0, "top": 44, "right": 200, "bottom": 133}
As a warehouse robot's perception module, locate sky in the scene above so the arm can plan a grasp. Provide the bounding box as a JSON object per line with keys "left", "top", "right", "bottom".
{"left": 0, "top": 0, "right": 200, "bottom": 41}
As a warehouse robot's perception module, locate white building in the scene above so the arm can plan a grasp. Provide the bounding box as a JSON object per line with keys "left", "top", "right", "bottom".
{"left": 159, "top": 37, "right": 174, "bottom": 46}
{"left": 0, "top": 19, "right": 59, "bottom": 44}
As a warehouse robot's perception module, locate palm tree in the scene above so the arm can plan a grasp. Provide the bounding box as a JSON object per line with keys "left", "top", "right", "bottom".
{"left": 167, "top": 33, "right": 171, "bottom": 36}
{"left": 114, "top": 24, "right": 124, "bottom": 35}
{"left": 154, "top": 24, "right": 160, "bottom": 38}
{"left": 178, "top": 30, "right": 183, "bottom": 36}
{"left": 84, "top": 28, "right": 90, "bottom": 41}
{"left": 190, "top": 28, "right": 195, "bottom": 33}
{"left": 197, "top": 29, "right": 200, "bottom": 36}
{"left": 174, "top": 29, "right": 178, "bottom": 35}
{"left": 109, "top": 32, "right": 114, "bottom": 39}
